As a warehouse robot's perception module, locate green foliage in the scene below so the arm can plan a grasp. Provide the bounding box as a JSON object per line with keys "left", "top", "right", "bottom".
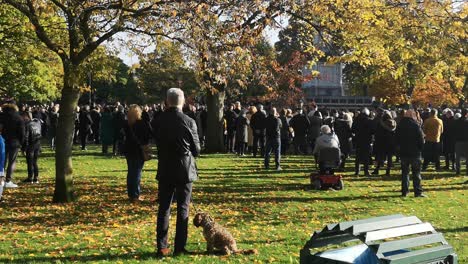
{"left": 292, "top": 0, "right": 467, "bottom": 102}
{"left": 0, "top": 146, "right": 466, "bottom": 263}
{"left": 90, "top": 56, "right": 142, "bottom": 104}
{"left": 137, "top": 39, "right": 199, "bottom": 103}
{"left": 0, "top": 5, "right": 61, "bottom": 102}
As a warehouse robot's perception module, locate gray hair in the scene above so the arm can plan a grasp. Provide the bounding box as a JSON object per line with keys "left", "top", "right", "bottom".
{"left": 320, "top": 125, "right": 331, "bottom": 134}
{"left": 167, "top": 88, "right": 185, "bottom": 108}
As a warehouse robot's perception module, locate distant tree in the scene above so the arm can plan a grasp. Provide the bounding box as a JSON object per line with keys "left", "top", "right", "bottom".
{"left": 137, "top": 39, "right": 199, "bottom": 103}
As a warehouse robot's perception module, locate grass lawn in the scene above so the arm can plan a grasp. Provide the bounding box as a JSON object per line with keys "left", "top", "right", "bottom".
{"left": 0, "top": 145, "right": 466, "bottom": 263}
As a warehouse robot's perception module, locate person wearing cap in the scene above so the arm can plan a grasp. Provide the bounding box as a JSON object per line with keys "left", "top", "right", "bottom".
{"left": 396, "top": 109, "right": 426, "bottom": 197}
{"left": 352, "top": 108, "right": 374, "bottom": 176}
{"left": 422, "top": 109, "right": 444, "bottom": 171}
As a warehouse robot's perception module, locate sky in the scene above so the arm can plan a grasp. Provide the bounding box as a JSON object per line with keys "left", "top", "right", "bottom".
{"left": 115, "top": 26, "right": 283, "bottom": 66}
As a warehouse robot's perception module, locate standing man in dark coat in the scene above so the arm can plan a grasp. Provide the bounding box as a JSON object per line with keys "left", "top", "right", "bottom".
{"left": 224, "top": 104, "right": 238, "bottom": 153}
{"left": 441, "top": 110, "right": 456, "bottom": 170}
{"left": 0, "top": 103, "right": 24, "bottom": 188}
{"left": 352, "top": 108, "right": 374, "bottom": 176}
{"left": 289, "top": 108, "right": 310, "bottom": 155}
{"left": 78, "top": 105, "right": 93, "bottom": 150}
{"left": 308, "top": 111, "right": 323, "bottom": 153}
{"left": 396, "top": 109, "right": 426, "bottom": 197}
{"left": 90, "top": 106, "right": 101, "bottom": 144}
{"left": 48, "top": 104, "right": 59, "bottom": 150}
{"left": 454, "top": 109, "right": 468, "bottom": 175}
{"left": 113, "top": 105, "right": 126, "bottom": 155}
{"left": 279, "top": 109, "right": 290, "bottom": 155}
{"left": 153, "top": 88, "right": 200, "bottom": 257}
{"left": 372, "top": 111, "right": 396, "bottom": 176}
{"left": 264, "top": 107, "right": 282, "bottom": 170}
{"left": 250, "top": 104, "right": 267, "bottom": 157}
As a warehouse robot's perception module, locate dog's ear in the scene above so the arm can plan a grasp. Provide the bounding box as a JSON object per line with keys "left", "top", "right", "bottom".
{"left": 193, "top": 213, "right": 202, "bottom": 227}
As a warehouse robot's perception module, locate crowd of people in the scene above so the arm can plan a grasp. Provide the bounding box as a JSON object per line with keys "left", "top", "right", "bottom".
{"left": 0, "top": 91, "right": 467, "bottom": 256}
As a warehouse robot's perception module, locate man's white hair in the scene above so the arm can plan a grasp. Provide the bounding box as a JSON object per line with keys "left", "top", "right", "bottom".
{"left": 167, "top": 88, "right": 185, "bottom": 108}
{"left": 320, "top": 125, "right": 331, "bottom": 134}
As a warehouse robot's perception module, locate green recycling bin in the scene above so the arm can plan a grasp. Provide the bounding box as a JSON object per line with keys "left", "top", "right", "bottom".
{"left": 300, "top": 214, "right": 458, "bottom": 264}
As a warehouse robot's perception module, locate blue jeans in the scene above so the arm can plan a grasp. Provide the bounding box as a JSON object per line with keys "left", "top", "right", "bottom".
{"left": 401, "top": 157, "right": 423, "bottom": 196}
{"left": 126, "top": 157, "right": 144, "bottom": 199}
{"left": 265, "top": 139, "right": 281, "bottom": 169}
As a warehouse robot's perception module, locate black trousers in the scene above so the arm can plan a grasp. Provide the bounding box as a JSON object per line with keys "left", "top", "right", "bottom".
{"left": 280, "top": 138, "right": 289, "bottom": 155}
{"left": 26, "top": 147, "right": 40, "bottom": 180}
{"left": 157, "top": 181, "right": 192, "bottom": 251}
{"left": 401, "top": 157, "right": 423, "bottom": 196}
{"left": 226, "top": 132, "right": 235, "bottom": 153}
{"left": 355, "top": 148, "right": 371, "bottom": 175}
{"left": 80, "top": 131, "right": 89, "bottom": 150}
{"left": 374, "top": 152, "right": 393, "bottom": 174}
{"left": 5, "top": 145, "right": 19, "bottom": 182}
{"left": 423, "top": 142, "right": 441, "bottom": 169}
{"left": 252, "top": 133, "right": 265, "bottom": 157}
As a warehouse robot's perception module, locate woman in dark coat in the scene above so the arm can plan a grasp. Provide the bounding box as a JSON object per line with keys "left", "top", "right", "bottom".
{"left": 372, "top": 111, "right": 396, "bottom": 176}
{"left": 100, "top": 107, "right": 114, "bottom": 154}
{"left": 235, "top": 110, "right": 249, "bottom": 156}
{"left": 334, "top": 112, "right": 353, "bottom": 170}
{"left": 123, "top": 105, "right": 152, "bottom": 203}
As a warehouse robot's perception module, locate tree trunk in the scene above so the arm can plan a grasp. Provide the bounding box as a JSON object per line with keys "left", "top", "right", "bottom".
{"left": 53, "top": 64, "right": 81, "bottom": 203}
{"left": 205, "top": 90, "right": 225, "bottom": 153}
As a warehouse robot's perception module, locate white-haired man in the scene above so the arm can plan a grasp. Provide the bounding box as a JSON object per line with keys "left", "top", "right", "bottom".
{"left": 153, "top": 88, "right": 200, "bottom": 257}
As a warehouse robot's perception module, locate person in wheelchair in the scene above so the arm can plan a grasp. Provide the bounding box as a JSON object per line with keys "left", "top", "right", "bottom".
{"left": 313, "top": 125, "right": 341, "bottom": 174}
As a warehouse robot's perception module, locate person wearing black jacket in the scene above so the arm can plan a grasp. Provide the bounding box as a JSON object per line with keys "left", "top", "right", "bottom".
{"left": 334, "top": 112, "right": 353, "bottom": 169}
{"left": 250, "top": 104, "right": 267, "bottom": 157}
{"left": 113, "top": 105, "right": 126, "bottom": 155}
{"left": 78, "top": 105, "right": 93, "bottom": 150}
{"left": 21, "top": 112, "right": 42, "bottom": 183}
{"left": 224, "top": 104, "right": 238, "bottom": 153}
{"left": 48, "top": 105, "right": 59, "bottom": 150}
{"left": 265, "top": 107, "right": 282, "bottom": 170}
{"left": 279, "top": 109, "right": 290, "bottom": 155}
{"left": 0, "top": 103, "right": 25, "bottom": 188}
{"left": 372, "top": 112, "right": 397, "bottom": 176}
{"left": 395, "top": 109, "right": 425, "bottom": 197}
{"left": 153, "top": 88, "right": 200, "bottom": 257}
{"left": 352, "top": 109, "right": 374, "bottom": 176}
{"left": 123, "top": 105, "right": 152, "bottom": 202}
{"left": 454, "top": 109, "right": 468, "bottom": 175}
{"left": 442, "top": 110, "right": 456, "bottom": 170}
{"left": 90, "top": 106, "right": 101, "bottom": 144}
{"left": 289, "top": 108, "right": 310, "bottom": 155}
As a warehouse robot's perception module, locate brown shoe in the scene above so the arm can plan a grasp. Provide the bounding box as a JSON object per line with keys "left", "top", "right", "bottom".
{"left": 129, "top": 197, "right": 142, "bottom": 204}
{"left": 156, "top": 248, "right": 171, "bottom": 257}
